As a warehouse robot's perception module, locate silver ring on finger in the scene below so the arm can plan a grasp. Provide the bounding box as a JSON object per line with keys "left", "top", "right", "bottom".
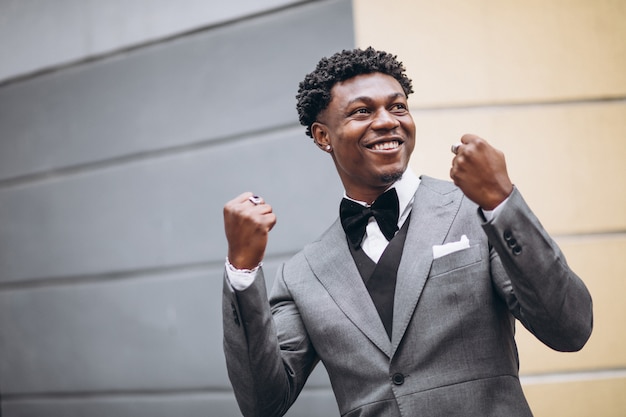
{"left": 248, "top": 195, "right": 263, "bottom": 205}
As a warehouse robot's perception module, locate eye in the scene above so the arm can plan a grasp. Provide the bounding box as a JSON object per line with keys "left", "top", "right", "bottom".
{"left": 390, "top": 103, "right": 408, "bottom": 113}
{"left": 351, "top": 107, "right": 370, "bottom": 115}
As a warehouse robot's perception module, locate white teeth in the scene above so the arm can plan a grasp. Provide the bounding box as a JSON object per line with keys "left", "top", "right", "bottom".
{"left": 372, "top": 141, "right": 399, "bottom": 151}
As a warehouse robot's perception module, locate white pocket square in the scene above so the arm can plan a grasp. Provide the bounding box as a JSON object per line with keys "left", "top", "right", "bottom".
{"left": 432, "top": 235, "right": 470, "bottom": 259}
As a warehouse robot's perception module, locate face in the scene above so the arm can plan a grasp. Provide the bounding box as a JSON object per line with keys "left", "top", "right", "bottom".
{"left": 312, "top": 72, "right": 416, "bottom": 203}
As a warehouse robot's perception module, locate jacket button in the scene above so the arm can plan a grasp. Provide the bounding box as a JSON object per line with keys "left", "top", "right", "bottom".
{"left": 503, "top": 230, "right": 513, "bottom": 241}
{"left": 392, "top": 373, "right": 405, "bottom": 385}
{"left": 512, "top": 245, "right": 522, "bottom": 255}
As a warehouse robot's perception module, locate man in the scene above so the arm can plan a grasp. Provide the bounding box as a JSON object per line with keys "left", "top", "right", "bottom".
{"left": 222, "top": 47, "right": 593, "bottom": 417}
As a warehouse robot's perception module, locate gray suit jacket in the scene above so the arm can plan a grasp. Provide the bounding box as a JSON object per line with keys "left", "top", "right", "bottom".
{"left": 222, "top": 176, "right": 593, "bottom": 417}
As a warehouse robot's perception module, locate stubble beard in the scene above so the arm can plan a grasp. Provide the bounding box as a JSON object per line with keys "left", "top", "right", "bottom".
{"left": 380, "top": 170, "right": 404, "bottom": 185}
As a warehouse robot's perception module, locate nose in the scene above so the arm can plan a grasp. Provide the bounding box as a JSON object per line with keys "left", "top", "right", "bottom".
{"left": 371, "top": 108, "right": 400, "bottom": 130}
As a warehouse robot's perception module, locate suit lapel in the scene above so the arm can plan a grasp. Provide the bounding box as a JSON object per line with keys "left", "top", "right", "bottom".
{"left": 304, "top": 221, "right": 392, "bottom": 357}
{"left": 391, "top": 177, "right": 463, "bottom": 356}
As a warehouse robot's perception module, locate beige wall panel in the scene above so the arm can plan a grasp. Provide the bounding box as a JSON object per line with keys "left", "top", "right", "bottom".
{"left": 522, "top": 377, "right": 626, "bottom": 417}
{"left": 408, "top": 101, "right": 626, "bottom": 235}
{"left": 516, "top": 235, "right": 626, "bottom": 374}
{"left": 353, "top": 0, "right": 626, "bottom": 106}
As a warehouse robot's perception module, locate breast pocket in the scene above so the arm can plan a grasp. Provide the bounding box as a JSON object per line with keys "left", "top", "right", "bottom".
{"left": 429, "top": 244, "right": 482, "bottom": 277}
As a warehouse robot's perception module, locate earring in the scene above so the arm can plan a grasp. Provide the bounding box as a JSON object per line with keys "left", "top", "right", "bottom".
{"left": 325, "top": 145, "right": 332, "bottom": 152}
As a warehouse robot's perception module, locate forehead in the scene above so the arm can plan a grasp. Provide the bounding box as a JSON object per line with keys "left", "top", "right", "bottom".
{"left": 329, "top": 72, "right": 405, "bottom": 105}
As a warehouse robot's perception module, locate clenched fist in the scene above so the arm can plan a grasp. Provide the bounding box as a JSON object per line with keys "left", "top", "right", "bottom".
{"left": 223, "top": 192, "right": 277, "bottom": 270}
{"left": 450, "top": 134, "right": 514, "bottom": 210}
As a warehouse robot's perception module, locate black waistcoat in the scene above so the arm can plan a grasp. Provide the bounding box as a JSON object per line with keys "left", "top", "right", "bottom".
{"left": 348, "top": 215, "right": 411, "bottom": 339}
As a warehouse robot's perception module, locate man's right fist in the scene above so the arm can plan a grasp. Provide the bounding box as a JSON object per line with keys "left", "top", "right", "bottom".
{"left": 223, "top": 192, "right": 276, "bottom": 270}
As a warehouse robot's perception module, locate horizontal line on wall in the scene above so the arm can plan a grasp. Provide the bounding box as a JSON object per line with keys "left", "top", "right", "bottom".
{"left": 0, "top": 123, "right": 303, "bottom": 190}
{"left": 0, "top": 0, "right": 315, "bottom": 88}
{"left": 414, "top": 95, "right": 626, "bottom": 112}
{"left": 2, "top": 94, "right": 623, "bottom": 190}
{"left": 0, "top": 261, "right": 217, "bottom": 291}
{"left": 553, "top": 230, "right": 626, "bottom": 241}
{"left": 0, "top": 385, "right": 334, "bottom": 404}
{"left": 0, "top": 386, "right": 233, "bottom": 403}
{"left": 1, "top": 231, "right": 619, "bottom": 291}
{"left": 2, "top": 371, "right": 623, "bottom": 403}
{"left": 0, "top": 231, "right": 621, "bottom": 291}
{"left": 0, "top": 251, "right": 296, "bottom": 292}
{"left": 521, "top": 368, "right": 626, "bottom": 385}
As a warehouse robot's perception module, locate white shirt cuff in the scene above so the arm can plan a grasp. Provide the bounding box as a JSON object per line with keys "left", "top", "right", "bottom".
{"left": 481, "top": 194, "right": 511, "bottom": 221}
{"left": 225, "top": 258, "right": 260, "bottom": 291}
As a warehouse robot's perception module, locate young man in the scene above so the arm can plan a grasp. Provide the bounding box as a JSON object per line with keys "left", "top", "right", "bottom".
{"left": 222, "top": 47, "right": 592, "bottom": 417}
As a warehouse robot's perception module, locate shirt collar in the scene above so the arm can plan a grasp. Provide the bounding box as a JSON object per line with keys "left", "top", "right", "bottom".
{"left": 393, "top": 169, "right": 420, "bottom": 217}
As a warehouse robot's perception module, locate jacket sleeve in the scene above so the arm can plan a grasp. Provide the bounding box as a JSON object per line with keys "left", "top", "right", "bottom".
{"left": 222, "top": 264, "right": 318, "bottom": 417}
{"left": 483, "top": 187, "right": 593, "bottom": 352}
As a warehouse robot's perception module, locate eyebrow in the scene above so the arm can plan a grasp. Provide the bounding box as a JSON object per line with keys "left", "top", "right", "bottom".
{"left": 346, "top": 92, "right": 406, "bottom": 106}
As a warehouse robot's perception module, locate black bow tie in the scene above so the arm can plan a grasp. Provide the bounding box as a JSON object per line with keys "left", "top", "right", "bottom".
{"left": 340, "top": 188, "right": 400, "bottom": 249}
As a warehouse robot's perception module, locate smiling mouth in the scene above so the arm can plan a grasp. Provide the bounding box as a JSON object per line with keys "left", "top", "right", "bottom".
{"left": 369, "top": 140, "right": 401, "bottom": 151}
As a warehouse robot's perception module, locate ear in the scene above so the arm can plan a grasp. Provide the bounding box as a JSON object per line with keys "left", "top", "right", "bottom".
{"left": 311, "top": 122, "right": 332, "bottom": 152}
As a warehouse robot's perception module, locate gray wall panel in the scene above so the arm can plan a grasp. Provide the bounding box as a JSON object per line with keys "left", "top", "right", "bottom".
{"left": 0, "top": 0, "right": 302, "bottom": 82}
{"left": 0, "top": 0, "right": 354, "bottom": 181}
{"left": 0, "top": 269, "right": 221, "bottom": 394}
{"left": 0, "top": 127, "right": 342, "bottom": 283}
{"left": 0, "top": 258, "right": 331, "bottom": 394}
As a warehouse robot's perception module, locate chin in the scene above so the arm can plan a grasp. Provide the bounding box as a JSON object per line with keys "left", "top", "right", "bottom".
{"left": 380, "top": 170, "right": 404, "bottom": 184}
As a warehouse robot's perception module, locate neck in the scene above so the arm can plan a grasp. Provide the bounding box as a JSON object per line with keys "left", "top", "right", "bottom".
{"left": 344, "top": 172, "right": 404, "bottom": 204}
{"left": 345, "top": 188, "right": 388, "bottom": 205}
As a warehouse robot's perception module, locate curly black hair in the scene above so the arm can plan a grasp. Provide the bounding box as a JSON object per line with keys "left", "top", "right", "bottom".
{"left": 296, "top": 47, "right": 414, "bottom": 138}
